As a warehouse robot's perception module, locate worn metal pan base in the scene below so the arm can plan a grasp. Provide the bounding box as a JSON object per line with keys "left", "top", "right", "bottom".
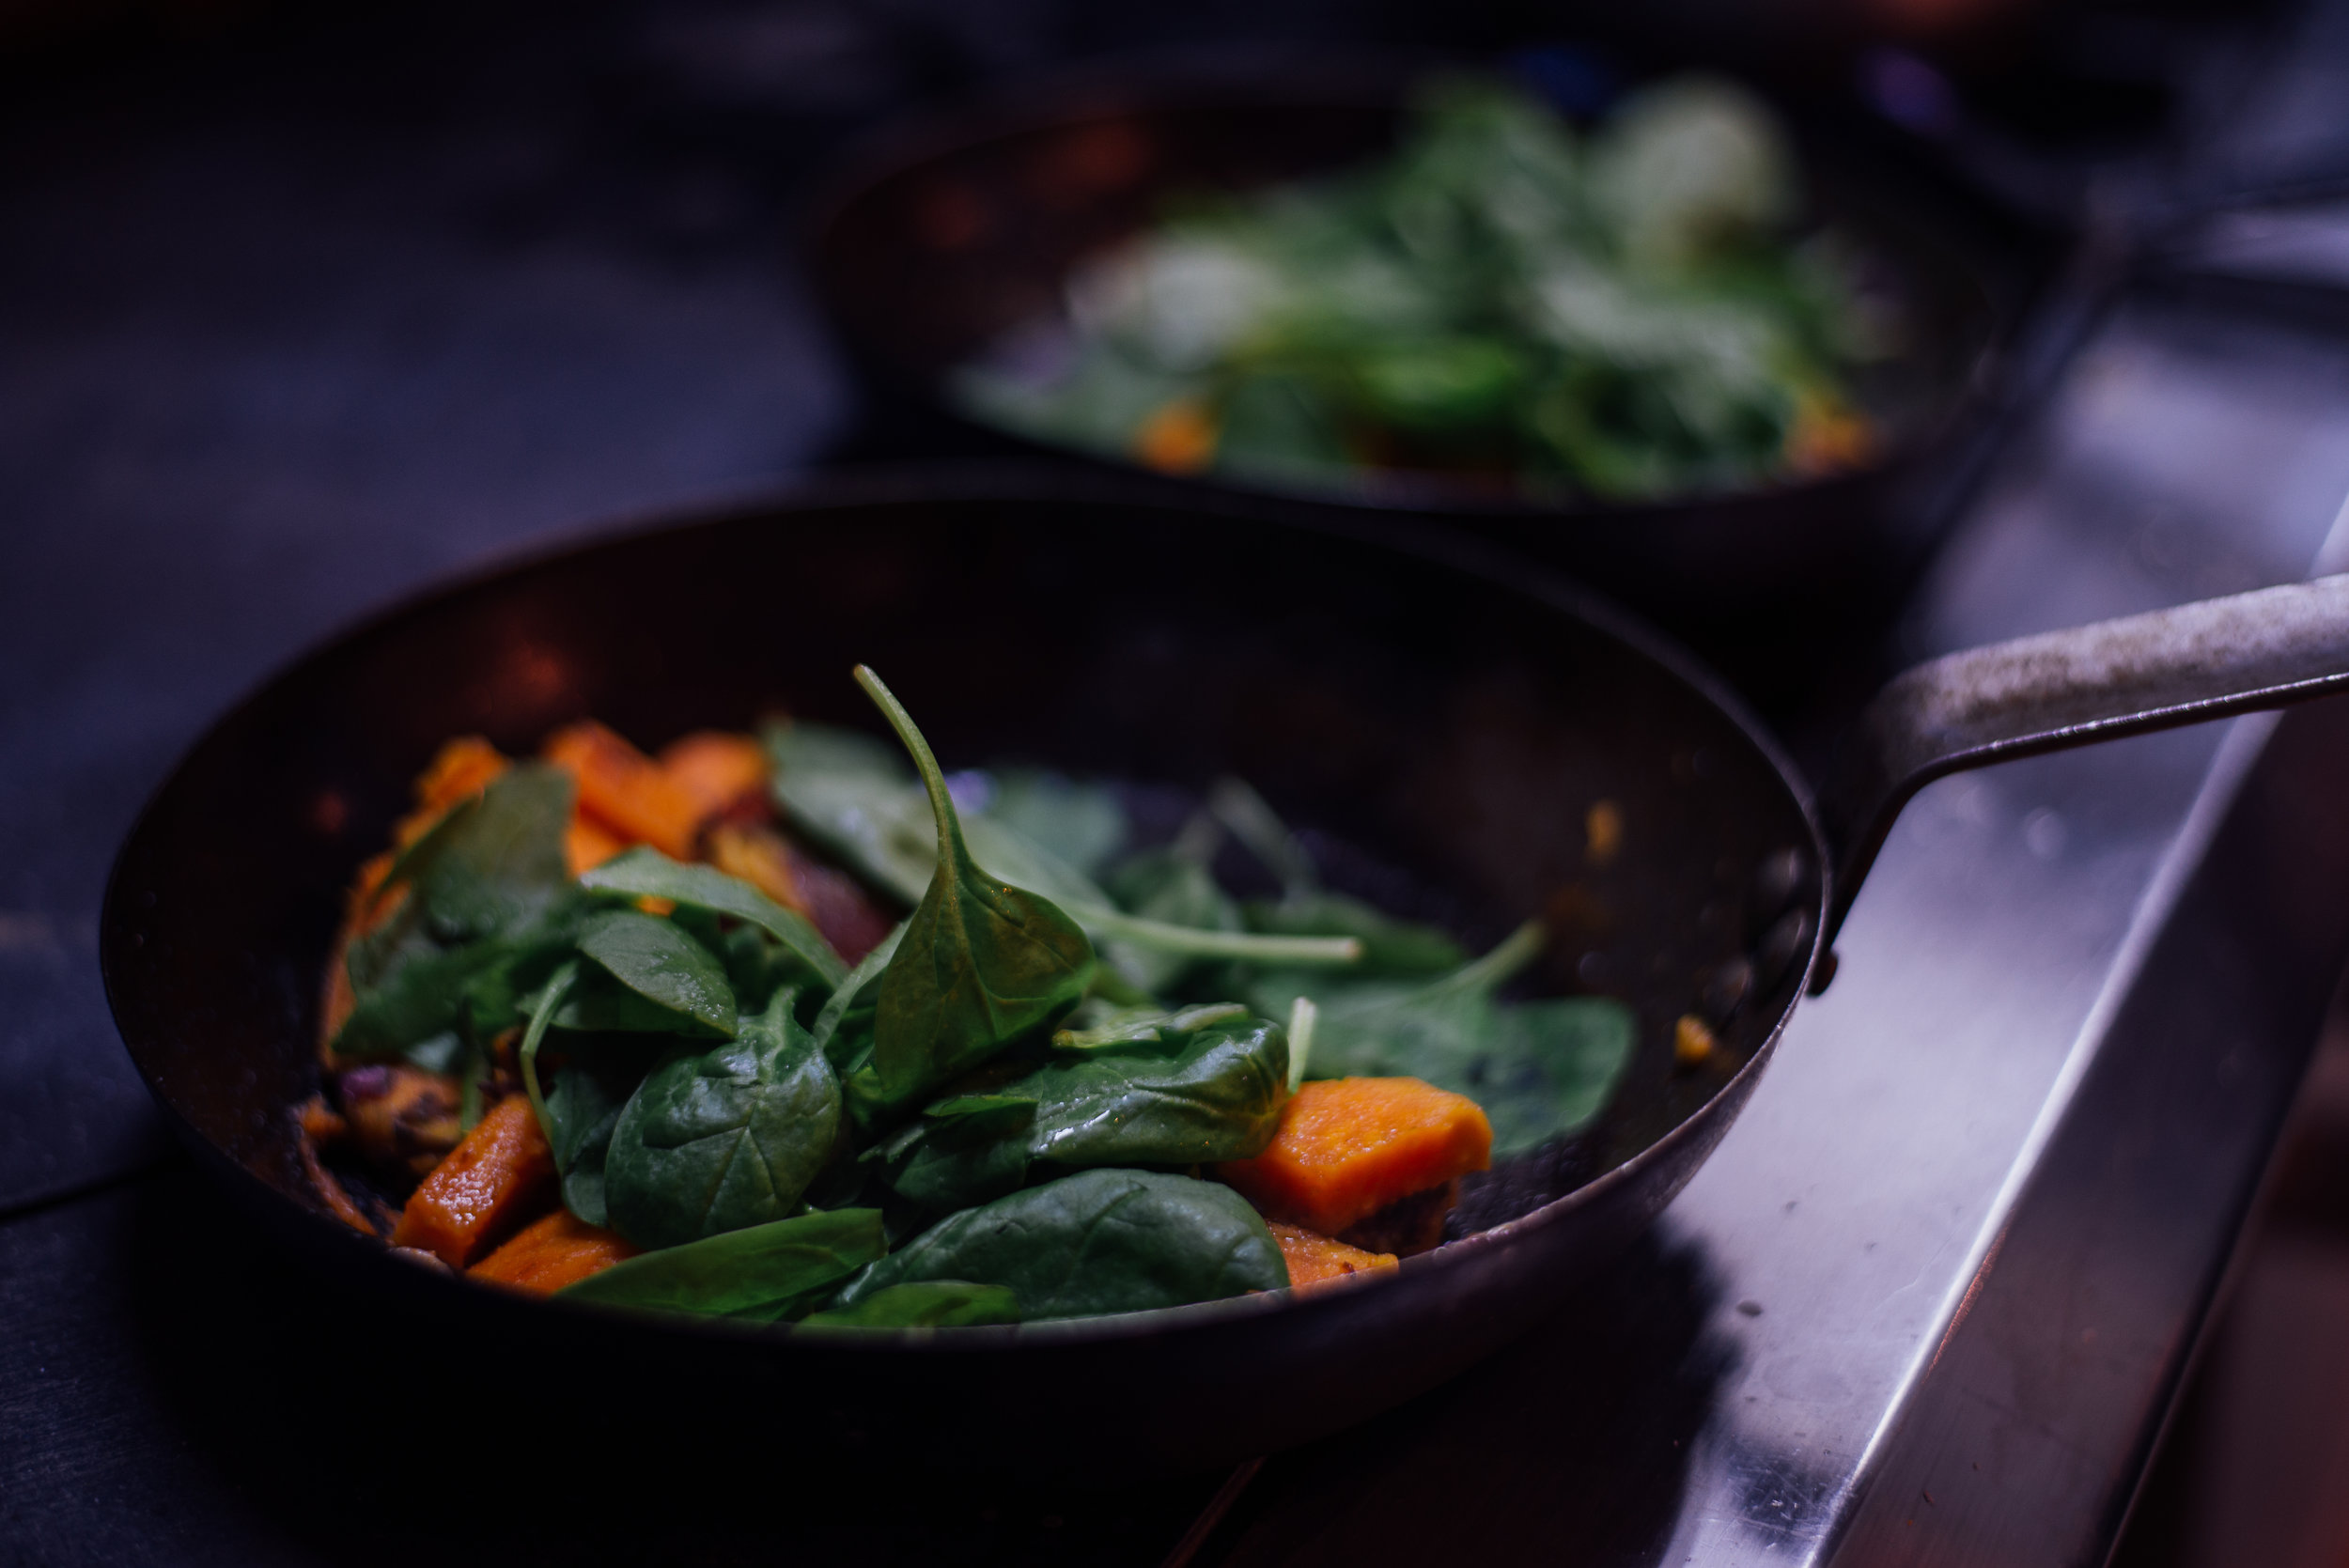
{"left": 101, "top": 477, "right": 1821, "bottom": 1467}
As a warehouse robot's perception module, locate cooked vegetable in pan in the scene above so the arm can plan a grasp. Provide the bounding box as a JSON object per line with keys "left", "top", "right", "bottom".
{"left": 305, "top": 668, "right": 1639, "bottom": 1326}
{"left": 955, "top": 74, "right": 1890, "bottom": 501}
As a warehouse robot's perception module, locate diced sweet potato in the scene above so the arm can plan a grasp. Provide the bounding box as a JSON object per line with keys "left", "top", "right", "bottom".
{"left": 543, "top": 721, "right": 701, "bottom": 860}
{"left": 339, "top": 1063, "right": 465, "bottom": 1180}
{"left": 470, "top": 1209, "right": 640, "bottom": 1295}
{"left": 1269, "top": 1221, "right": 1397, "bottom": 1294}
{"left": 1217, "top": 1078, "right": 1492, "bottom": 1237}
{"left": 294, "top": 1096, "right": 379, "bottom": 1237}
{"left": 565, "top": 814, "right": 627, "bottom": 877}
{"left": 706, "top": 822, "right": 810, "bottom": 916}
{"left": 412, "top": 736, "right": 509, "bottom": 818}
{"left": 390, "top": 1094, "right": 555, "bottom": 1267}
{"left": 345, "top": 850, "right": 397, "bottom": 926}
{"left": 324, "top": 740, "right": 514, "bottom": 1056}
{"left": 660, "top": 731, "right": 770, "bottom": 822}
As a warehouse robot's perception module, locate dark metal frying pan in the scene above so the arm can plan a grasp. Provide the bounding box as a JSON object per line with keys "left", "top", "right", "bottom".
{"left": 98, "top": 474, "right": 2349, "bottom": 1471}
{"left": 807, "top": 61, "right": 2033, "bottom": 636}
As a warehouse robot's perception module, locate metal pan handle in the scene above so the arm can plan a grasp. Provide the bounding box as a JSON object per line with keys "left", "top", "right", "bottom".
{"left": 1823, "top": 573, "right": 2349, "bottom": 943}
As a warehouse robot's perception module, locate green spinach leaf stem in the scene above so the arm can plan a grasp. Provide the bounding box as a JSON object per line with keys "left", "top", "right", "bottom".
{"left": 519, "top": 959, "right": 580, "bottom": 1143}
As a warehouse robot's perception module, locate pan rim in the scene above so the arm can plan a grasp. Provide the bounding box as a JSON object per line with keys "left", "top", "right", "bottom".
{"left": 802, "top": 56, "right": 2002, "bottom": 524}
{"left": 98, "top": 463, "right": 1828, "bottom": 1352}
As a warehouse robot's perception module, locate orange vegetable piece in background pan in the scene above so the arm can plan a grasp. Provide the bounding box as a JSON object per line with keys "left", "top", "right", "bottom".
{"left": 1218, "top": 1077, "right": 1492, "bottom": 1237}
{"left": 565, "top": 814, "right": 627, "bottom": 877}
{"left": 543, "top": 720, "right": 701, "bottom": 860}
{"left": 1268, "top": 1221, "right": 1397, "bottom": 1294}
{"left": 390, "top": 1094, "right": 556, "bottom": 1268}
{"left": 327, "top": 737, "right": 516, "bottom": 1048}
{"left": 412, "top": 736, "right": 509, "bottom": 819}
{"left": 470, "top": 1209, "right": 640, "bottom": 1295}
{"left": 660, "top": 731, "right": 770, "bottom": 820}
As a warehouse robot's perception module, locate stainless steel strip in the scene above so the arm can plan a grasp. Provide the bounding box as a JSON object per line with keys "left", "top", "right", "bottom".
{"left": 1651, "top": 296, "right": 2349, "bottom": 1566}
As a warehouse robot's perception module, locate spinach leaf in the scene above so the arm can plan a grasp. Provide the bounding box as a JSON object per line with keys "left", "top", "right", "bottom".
{"left": 544, "top": 1067, "right": 628, "bottom": 1227}
{"left": 557, "top": 1207, "right": 885, "bottom": 1319}
{"left": 768, "top": 727, "right": 1128, "bottom": 901}
{"left": 855, "top": 667, "right": 1097, "bottom": 1105}
{"left": 1243, "top": 893, "right": 1468, "bottom": 977}
{"left": 1052, "top": 1001, "right": 1251, "bottom": 1050}
{"left": 1303, "top": 922, "right": 1634, "bottom": 1157}
{"left": 832, "top": 1169, "right": 1285, "bottom": 1321}
{"left": 537, "top": 1033, "right": 655, "bottom": 1229}
{"left": 350, "top": 765, "right": 577, "bottom": 979}
{"left": 574, "top": 909, "right": 738, "bottom": 1039}
{"left": 520, "top": 963, "right": 656, "bottom": 1230}
{"left": 870, "top": 1017, "right": 1287, "bottom": 1213}
{"left": 811, "top": 916, "right": 908, "bottom": 1063}
{"left": 407, "top": 764, "right": 577, "bottom": 941}
{"left": 764, "top": 720, "right": 936, "bottom": 898}
{"left": 1284, "top": 995, "right": 1318, "bottom": 1093}
{"left": 1471, "top": 998, "right": 1636, "bottom": 1158}
{"left": 1206, "top": 776, "right": 1317, "bottom": 896}
{"left": 766, "top": 720, "right": 1361, "bottom": 973}
{"left": 863, "top": 1094, "right": 1037, "bottom": 1214}
{"left": 1104, "top": 848, "right": 1243, "bottom": 992}
{"left": 334, "top": 935, "right": 521, "bottom": 1058}
{"left": 1202, "top": 775, "right": 1466, "bottom": 978}
{"left": 517, "top": 959, "right": 578, "bottom": 1146}
{"left": 822, "top": 963, "right": 917, "bottom": 1134}
{"left": 704, "top": 920, "right": 822, "bottom": 1022}
{"left": 602, "top": 989, "right": 844, "bottom": 1248}
{"left": 985, "top": 769, "right": 1128, "bottom": 879}
{"left": 334, "top": 768, "right": 585, "bottom": 1059}
{"left": 581, "top": 847, "right": 847, "bottom": 988}
{"left": 1299, "top": 922, "right": 1546, "bottom": 1071}
{"left": 552, "top": 970, "right": 718, "bottom": 1034}
{"left": 801, "top": 1281, "right": 1021, "bottom": 1329}
{"left": 400, "top": 1032, "right": 465, "bottom": 1075}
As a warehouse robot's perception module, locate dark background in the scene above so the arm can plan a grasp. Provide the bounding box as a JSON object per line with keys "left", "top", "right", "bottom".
{"left": 4, "top": 0, "right": 2341, "bottom": 1561}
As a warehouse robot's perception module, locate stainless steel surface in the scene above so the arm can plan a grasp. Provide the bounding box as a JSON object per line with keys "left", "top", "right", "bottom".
{"left": 1648, "top": 291, "right": 2349, "bottom": 1564}
{"left": 1827, "top": 572, "right": 2349, "bottom": 937}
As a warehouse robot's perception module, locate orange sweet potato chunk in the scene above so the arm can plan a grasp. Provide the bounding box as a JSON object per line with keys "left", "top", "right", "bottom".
{"left": 325, "top": 739, "right": 514, "bottom": 1055}
{"left": 1218, "top": 1077, "right": 1492, "bottom": 1237}
{"left": 543, "top": 720, "right": 701, "bottom": 860}
{"left": 412, "top": 736, "right": 510, "bottom": 818}
{"left": 470, "top": 1209, "right": 640, "bottom": 1295}
{"left": 390, "top": 1095, "right": 556, "bottom": 1267}
{"left": 1268, "top": 1221, "right": 1397, "bottom": 1294}
{"left": 660, "top": 731, "right": 770, "bottom": 821}
{"left": 705, "top": 822, "right": 808, "bottom": 916}
{"left": 564, "top": 815, "right": 628, "bottom": 877}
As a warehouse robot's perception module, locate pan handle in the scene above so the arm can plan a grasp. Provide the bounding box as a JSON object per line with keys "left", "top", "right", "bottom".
{"left": 1822, "top": 573, "right": 2349, "bottom": 943}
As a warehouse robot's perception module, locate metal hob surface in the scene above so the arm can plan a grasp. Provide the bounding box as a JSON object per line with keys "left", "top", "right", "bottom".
{"left": 12, "top": 13, "right": 2349, "bottom": 1568}
{"left": 1199, "top": 275, "right": 2349, "bottom": 1565}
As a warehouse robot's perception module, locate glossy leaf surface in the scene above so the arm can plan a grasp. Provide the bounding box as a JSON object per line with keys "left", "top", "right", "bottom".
{"left": 575, "top": 908, "right": 738, "bottom": 1040}
{"left": 334, "top": 766, "right": 582, "bottom": 1057}
{"left": 801, "top": 1281, "right": 1021, "bottom": 1329}
{"left": 871, "top": 1016, "right": 1289, "bottom": 1213}
{"left": 581, "top": 846, "right": 847, "bottom": 987}
{"left": 1301, "top": 924, "right": 1635, "bottom": 1157}
{"left": 834, "top": 1168, "right": 1285, "bottom": 1321}
{"left": 602, "top": 990, "right": 843, "bottom": 1247}
{"left": 857, "top": 667, "right": 1097, "bottom": 1104}
{"left": 557, "top": 1207, "right": 884, "bottom": 1319}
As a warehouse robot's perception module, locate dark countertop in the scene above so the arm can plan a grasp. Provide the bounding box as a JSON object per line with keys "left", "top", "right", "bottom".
{"left": 10, "top": 5, "right": 2349, "bottom": 1563}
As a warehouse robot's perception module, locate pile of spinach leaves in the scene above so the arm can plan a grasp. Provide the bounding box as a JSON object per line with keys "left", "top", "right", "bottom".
{"left": 955, "top": 74, "right": 1893, "bottom": 502}
{"left": 335, "top": 669, "right": 1634, "bottom": 1329}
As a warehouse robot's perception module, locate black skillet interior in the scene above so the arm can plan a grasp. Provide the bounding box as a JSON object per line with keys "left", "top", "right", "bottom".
{"left": 809, "top": 67, "right": 2022, "bottom": 642}
{"left": 101, "top": 478, "right": 1821, "bottom": 1466}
